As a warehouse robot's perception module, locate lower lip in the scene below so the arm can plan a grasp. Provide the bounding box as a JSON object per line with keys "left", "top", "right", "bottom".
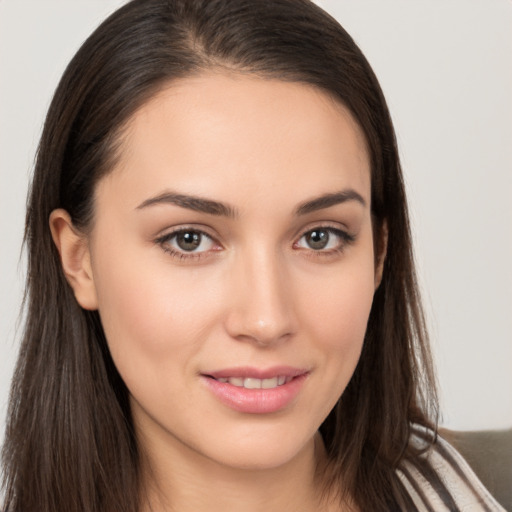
{"left": 202, "top": 374, "right": 308, "bottom": 414}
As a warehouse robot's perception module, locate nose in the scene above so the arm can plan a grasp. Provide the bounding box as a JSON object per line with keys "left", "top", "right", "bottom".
{"left": 224, "top": 248, "right": 296, "bottom": 347}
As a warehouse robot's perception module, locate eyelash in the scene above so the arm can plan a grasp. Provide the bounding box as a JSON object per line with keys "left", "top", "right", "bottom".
{"left": 155, "top": 225, "right": 355, "bottom": 262}
{"left": 294, "top": 226, "right": 355, "bottom": 258}
{"left": 155, "top": 227, "right": 218, "bottom": 261}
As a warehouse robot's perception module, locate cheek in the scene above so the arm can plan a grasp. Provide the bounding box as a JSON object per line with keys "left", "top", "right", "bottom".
{"left": 90, "top": 242, "right": 222, "bottom": 385}
{"left": 298, "top": 253, "right": 376, "bottom": 410}
{"left": 304, "top": 263, "right": 375, "bottom": 350}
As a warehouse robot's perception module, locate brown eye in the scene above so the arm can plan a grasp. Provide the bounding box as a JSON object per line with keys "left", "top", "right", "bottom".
{"left": 157, "top": 229, "right": 217, "bottom": 256}
{"left": 176, "top": 231, "right": 202, "bottom": 251}
{"left": 295, "top": 227, "right": 354, "bottom": 253}
{"left": 305, "top": 229, "right": 329, "bottom": 250}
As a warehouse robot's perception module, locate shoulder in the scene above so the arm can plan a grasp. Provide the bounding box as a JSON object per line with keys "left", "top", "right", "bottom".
{"left": 396, "top": 426, "right": 506, "bottom": 511}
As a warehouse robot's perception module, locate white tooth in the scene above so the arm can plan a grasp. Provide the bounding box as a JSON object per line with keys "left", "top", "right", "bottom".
{"left": 243, "top": 378, "right": 262, "bottom": 389}
{"left": 261, "top": 377, "right": 278, "bottom": 389}
{"left": 228, "top": 377, "right": 244, "bottom": 387}
{"left": 285, "top": 376, "right": 293, "bottom": 384}
{"left": 277, "top": 376, "right": 286, "bottom": 386}
{"left": 217, "top": 377, "right": 228, "bottom": 383}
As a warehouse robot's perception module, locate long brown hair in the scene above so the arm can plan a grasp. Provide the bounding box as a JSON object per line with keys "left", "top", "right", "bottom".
{"left": 2, "top": 1, "right": 438, "bottom": 510}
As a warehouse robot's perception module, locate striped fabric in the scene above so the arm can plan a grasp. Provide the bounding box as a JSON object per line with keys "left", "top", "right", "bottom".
{"left": 397, "top": 429, "right": 506, "bottom": 511}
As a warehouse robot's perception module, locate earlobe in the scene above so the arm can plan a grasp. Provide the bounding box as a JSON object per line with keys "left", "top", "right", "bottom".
{"left": 374, "top": 220, "right": 388, "bottom": 290}
{"left": 49, "top": 209, "right": 98, "bottom": 310}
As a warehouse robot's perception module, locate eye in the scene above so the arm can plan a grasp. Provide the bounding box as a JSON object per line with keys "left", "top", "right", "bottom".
{"left": 173, "top": 231, "right": 208, "bottom": 251}
{"left": 294, "top": 227, "right": 354, "bottom": 252}
{"left": 156, "top": 228, "right": 219, "bottom": 257}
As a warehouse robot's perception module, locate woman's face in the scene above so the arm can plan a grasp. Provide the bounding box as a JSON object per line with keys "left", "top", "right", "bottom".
{"left": 82, "top": 73, "right": 380, "bottom": 471}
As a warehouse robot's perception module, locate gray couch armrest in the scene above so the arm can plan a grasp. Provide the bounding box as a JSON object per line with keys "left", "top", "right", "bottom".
{"left": 440, "top": 427, "right": 512, "bottom": 511}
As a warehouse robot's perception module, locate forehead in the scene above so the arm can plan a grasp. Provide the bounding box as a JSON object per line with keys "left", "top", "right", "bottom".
{"left": 103, "top": 72, "right": 371, "bottom": 211}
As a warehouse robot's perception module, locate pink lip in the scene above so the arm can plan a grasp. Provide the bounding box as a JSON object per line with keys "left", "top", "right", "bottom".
{"left": 201, "top": 366, "right": 309, "bottom": 414}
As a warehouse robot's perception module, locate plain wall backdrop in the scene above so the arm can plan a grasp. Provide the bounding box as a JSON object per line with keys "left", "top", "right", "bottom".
{"left": 1, "top": 0, "right": 511, "bottom": 441}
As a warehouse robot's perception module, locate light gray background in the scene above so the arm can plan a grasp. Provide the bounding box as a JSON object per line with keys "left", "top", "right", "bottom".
{"left": 1, "top": 0, "right": 511, "bottom": 438}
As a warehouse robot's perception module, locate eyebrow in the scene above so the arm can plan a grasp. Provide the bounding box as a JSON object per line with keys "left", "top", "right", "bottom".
{"left": 295, "top": 190, "right": 366, "bottom": 215}
{"left": 136, "top": 191, "right": 237, "bottom": 218}
{"left": 136, "top": 188, "right": 366, "bottom": 218}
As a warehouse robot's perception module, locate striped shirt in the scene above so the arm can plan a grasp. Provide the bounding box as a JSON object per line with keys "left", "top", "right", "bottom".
{"left": 397, "top": 430, "right": 506, "bottom": 511}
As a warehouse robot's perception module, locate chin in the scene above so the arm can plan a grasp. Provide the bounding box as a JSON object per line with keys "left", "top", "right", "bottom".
{"left": 197, "top": 424, "right": 317, "bottom": 472}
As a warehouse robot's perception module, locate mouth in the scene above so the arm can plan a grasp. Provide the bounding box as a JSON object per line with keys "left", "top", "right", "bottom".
{"left": 206, "top": 375, "right": 293, "bottom": 389}
{"left": 201, "top": 366, "right": 309, "bottom": 414}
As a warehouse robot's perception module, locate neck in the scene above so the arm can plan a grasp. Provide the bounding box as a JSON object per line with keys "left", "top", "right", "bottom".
{"left": 139, "top": 432, "right": 340, "bottom": 512}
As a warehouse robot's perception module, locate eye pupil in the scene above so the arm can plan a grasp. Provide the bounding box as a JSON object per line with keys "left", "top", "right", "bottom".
{"left": 176, "top": 231, "right": 201, "bottom": 251}
{"left": 306, "top": 230, "right": 329, "bottom": 250}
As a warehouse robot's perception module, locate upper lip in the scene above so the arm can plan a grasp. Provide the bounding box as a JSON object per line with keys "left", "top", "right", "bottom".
{"left": 204, "top": 366, "right": 309, "bottom": 380}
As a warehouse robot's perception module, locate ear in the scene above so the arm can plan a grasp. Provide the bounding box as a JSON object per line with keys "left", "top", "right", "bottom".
{"left": 374, "top": 220, "right": 388, "bottom": 290}
{"left": 49, "top": 209, "right": 98, "bottom": 310}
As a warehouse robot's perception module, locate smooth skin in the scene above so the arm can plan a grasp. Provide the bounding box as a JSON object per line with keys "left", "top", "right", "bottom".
{"left": 50, "top": 73, "right": 386, "bottom": 512}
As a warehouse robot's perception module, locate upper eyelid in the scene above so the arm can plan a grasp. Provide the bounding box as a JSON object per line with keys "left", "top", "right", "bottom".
{"left": 293, "top": 221, "right": 351, "bottom": 239}
{"left": 300, "top": 226, "right": 347, "bottom": 237}
{"left": 296, "top": 226, "right": 353, "bottom": 244}
{"left": 156, "top": 225, "right": 217, "bottom": 241}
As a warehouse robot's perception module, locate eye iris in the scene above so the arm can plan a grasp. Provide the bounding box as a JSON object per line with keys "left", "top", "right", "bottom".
{"left": 306, "top": 230, "right": 329, "bottom": 250}
{"left": 176, "top": 231, "right": 201, "bottom": 251}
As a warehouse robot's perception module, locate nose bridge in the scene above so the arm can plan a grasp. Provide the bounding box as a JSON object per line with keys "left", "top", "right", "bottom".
{"left": 225, "top": 243, "right": 295, "bottom": 345}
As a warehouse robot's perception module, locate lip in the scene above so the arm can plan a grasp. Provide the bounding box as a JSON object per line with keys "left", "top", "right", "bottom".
{"left": 201, "top": 366, "right": 309, "bottom": 414}
{"left": 206, "top": 365, "right": 308, "bottom": 380}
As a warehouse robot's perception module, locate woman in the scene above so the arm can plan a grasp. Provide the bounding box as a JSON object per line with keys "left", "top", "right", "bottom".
{"left": 1, "top": 0, "right": 504, "bottom": 510}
